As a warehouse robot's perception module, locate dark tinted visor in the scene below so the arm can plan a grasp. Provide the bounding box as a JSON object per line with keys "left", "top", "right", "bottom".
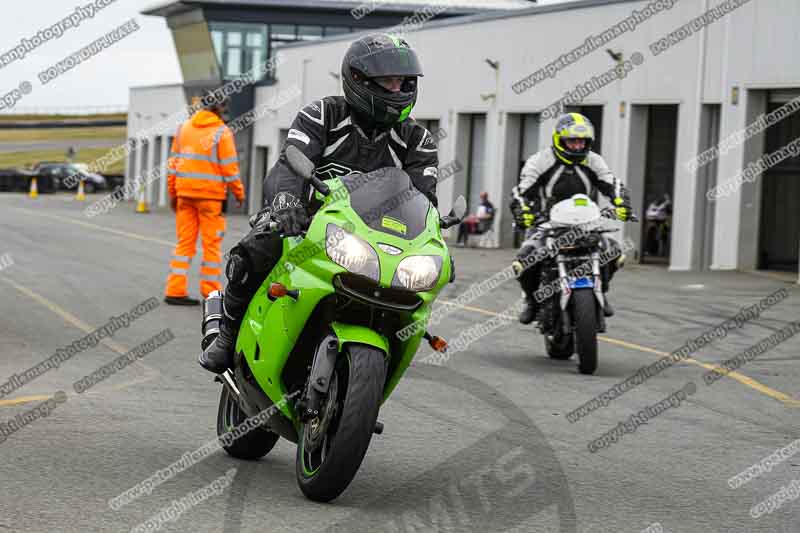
{"left": 349, "top": 47, "right": 424, "bottom": 78}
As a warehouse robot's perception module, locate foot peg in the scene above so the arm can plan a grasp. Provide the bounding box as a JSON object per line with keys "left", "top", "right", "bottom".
{"left": 374, "top": 421, "right": 384, "bottom": 435}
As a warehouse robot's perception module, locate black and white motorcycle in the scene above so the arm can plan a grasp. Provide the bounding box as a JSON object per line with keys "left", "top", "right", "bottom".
{"left": 515, "top": 194, "right": 637, "bottom": 375}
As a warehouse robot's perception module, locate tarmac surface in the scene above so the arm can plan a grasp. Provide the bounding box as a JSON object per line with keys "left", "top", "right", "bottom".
{"left": 0, "top": 192, "right": 798, "bottom": 533}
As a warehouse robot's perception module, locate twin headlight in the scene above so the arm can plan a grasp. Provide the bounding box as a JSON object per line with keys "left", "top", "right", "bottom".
{"left": 325, "top": 224, "right": 442, "bottom": 292}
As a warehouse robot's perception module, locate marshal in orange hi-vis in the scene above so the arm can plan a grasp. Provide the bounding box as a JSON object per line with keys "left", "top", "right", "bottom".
{"left": 164, "top": 109, "right": 245, "bottom": 300}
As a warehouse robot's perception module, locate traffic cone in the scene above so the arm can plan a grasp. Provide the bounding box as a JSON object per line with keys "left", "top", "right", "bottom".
{"left": 135, "top": 188, "right": 149, "bottom": 213}
{"left": 28, "top": 177, "right": 38, "bottom": 198}
{"left": 75, "top": 179, "right": 86, "bottom": 201}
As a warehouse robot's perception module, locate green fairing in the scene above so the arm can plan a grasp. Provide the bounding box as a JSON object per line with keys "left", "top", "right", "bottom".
{"left": 235, "top": 175, "right": 452, "bottom": 422}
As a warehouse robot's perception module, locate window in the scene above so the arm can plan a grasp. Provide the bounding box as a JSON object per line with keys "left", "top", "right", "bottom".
{"left": 209, "top": 23, "right": 268, "bottom": 81}
{"left": 324, "top": 26, "right": 352, "bottom": 36}
{"left": 297, "top": 26, "right": 323, "bottom": 41}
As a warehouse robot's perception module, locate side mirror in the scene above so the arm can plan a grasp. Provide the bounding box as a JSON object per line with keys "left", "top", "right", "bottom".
{"left": 451, "top": 195, "right": 467, "bottom": 220}
{"left": 286, "top": 145, "right": 329, "bottom": 196}
{"left": 440, "top": 195, "right": 468, "bottom": 230}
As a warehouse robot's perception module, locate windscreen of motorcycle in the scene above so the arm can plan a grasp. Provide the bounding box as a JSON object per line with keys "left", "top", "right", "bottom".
{"left": 549, "top": 194, "right": 602, "bottom": 226}
{"left": 341, "top": 167, "right": 431, "bottom": 240}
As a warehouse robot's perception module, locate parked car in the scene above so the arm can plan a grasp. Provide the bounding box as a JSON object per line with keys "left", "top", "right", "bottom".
{"left": 0, "top": 167, "right": 57, "bottom": 193}
{"left": 32, "top": 162, "right": 107, "bottom": 193}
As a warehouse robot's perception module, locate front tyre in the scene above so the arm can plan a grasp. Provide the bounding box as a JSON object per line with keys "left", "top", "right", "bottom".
{"left": 216, "top": 384, "right": 279, "bottom": 460}
{"left": 572, "top": 289, "right": 599, "bottom": 375}
{"left": 296, "top": 344, "right": 387, "bottom": 502}
{"left": 546, "top": 331, "right": 574, "bottom": 360}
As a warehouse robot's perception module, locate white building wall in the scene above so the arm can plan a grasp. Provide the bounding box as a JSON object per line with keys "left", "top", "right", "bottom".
{"left": 124, "top": 0, "right": 796, "bottom": 272}
{"left": 126, "top": 85, "right": 187, "bottom": 206}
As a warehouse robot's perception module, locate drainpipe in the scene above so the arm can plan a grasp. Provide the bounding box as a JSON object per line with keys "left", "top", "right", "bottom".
{"left": 690, "top": 0, "right": 711, "bottom": 270}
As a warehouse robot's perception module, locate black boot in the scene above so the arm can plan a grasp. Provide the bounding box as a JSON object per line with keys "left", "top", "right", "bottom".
{"left": 603, "top": 295, "right": 614, "bottom": 317}
{"left": 198, "top": 317, "right": 237, "bottom": 374}
{"left": 519, "top": 296, "right": 538, "bottom": 325}
{"left": 198, "top": 287, "right": 249, "bottom": 374}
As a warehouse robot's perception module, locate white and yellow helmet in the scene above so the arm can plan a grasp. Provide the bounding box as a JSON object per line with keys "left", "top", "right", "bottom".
{"left": 552, "top": 113, "right": 594, "bottom": 164}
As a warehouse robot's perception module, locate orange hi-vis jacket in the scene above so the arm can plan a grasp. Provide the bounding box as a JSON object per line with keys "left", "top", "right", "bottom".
{"left": 167, "top": 110, "right": 245, "bottom": 202}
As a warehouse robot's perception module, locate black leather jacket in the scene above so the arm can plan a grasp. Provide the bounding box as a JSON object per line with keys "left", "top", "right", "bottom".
{"left": 264, "top": 96, "right": 439, "bottom": 212}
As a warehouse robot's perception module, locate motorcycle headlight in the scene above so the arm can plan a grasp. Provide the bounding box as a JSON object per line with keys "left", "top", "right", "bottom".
{"left": 326, "top": 224, "right": 379, "bottom": 281}
{"left": 392, "top": 255, "right": 442, "bottom": 292}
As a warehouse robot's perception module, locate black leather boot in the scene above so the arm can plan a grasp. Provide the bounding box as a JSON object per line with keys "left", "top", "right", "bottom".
{"left": 198, "top": 316, "right": 237, "bottom": 374}
{"left": 603, "top": 295, "right": 615, "bottom": 317}
{"left": 519, "top": 296, "right": 538, "bottom": 325}
{"left": 198, "top": 288, "right": 248, "bottom": 374}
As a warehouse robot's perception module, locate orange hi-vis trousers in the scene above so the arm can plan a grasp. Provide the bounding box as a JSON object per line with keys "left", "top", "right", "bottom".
{"left": 165, "top": 197, "right": 226, "bottom": 299}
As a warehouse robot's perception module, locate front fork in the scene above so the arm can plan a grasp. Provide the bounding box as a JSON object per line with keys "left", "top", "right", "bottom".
{"left": 555, "top": 249, "right": 606, "bottom": 334}
{"left": 298, "top": 333, "right": 339, "bottom": 423}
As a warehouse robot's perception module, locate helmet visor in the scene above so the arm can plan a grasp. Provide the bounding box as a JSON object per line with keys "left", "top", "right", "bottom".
{"left": 349, "top": 47, "right": 424, "bottom": 78}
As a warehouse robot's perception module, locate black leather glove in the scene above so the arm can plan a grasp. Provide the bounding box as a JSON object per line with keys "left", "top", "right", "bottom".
{"left": 274, "top": 206, "right": 309, "bottom": 236}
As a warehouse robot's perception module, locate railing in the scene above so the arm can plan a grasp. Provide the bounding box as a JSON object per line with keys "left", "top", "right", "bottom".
{"left": 0, "top": 104, "right": 128, "bottom": 116}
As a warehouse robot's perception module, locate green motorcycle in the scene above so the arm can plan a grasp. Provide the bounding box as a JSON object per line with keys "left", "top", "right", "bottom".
{"left": 202, "top": 146, "right": 466, "bottom": 502}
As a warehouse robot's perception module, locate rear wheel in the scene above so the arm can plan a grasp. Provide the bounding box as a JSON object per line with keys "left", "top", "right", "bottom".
{"left": 572, "top": 289, "right": 598, "bottom": 375}
{"left": 216, "top": 384, "right": 279, "bottom": 460}
{"left": 296, "top": 344, "right": 386, "bottom": 502}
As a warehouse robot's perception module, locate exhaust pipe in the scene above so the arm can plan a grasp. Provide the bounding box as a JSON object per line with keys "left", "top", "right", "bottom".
{"left": 201, "top": 290, "right": 223, "bottom": 350}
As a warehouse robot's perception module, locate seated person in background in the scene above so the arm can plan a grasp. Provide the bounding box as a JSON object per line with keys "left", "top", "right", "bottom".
{"left": 456, "top": 191, "right": 495, "bottom": 246}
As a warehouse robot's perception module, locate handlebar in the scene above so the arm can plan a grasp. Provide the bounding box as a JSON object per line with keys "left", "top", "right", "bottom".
{"left": 309, "top": 175, "right": 330, "bottom": 196}
{"left": 600, "top": 207, "right": 639, "bottom": 222}
{"left": 440, "top": 215, "right": 461, "bottom": 230}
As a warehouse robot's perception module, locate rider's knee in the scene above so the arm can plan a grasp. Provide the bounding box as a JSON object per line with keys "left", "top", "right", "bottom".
{"left": 225, "top": 249, "right": 252, "bottom": 288}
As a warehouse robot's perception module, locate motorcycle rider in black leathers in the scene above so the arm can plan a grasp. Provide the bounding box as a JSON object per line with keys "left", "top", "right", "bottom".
{"left": 200, "top": 33, "right": 440, "bottom": 373}
{"left": 509, "top": 112, "right": 632, "bottom": 325}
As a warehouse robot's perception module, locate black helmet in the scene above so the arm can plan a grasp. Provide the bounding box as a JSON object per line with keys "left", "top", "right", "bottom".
{"left": 341, "top": 33, "right": 423, "bottom": 129}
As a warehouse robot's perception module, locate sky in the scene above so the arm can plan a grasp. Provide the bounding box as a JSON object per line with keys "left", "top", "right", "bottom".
{"left": 0, "top": 0, "right": 568, "bottom": 112}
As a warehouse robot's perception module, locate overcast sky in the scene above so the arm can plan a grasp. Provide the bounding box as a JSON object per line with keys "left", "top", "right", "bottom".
{"left": 0, "top": 0, "right": 568, "bottom": 111}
